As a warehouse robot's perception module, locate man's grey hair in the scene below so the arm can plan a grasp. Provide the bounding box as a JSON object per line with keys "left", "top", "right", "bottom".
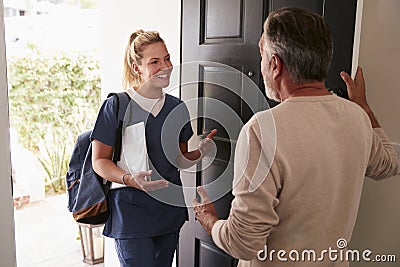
{"left": 263, "top": 7, "right": 333, "bottom": 84}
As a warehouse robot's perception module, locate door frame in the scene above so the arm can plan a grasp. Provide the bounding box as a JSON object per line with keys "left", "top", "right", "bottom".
{"left": 0, "top": 0, "right": 17, "bottom": 265}
{"left": 351, "top": 0, "right": 363, "bottom": 78}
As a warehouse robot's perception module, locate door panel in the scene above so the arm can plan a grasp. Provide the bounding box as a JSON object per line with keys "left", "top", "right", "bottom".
{"left": 179, "top": 0, "right": 359, "bottom": 266}
{"left": 196, "top": 239, "right": 238, "bottom": 267}
{"left": 200, "top": 65, "right": 243, "bottom": 140}
{"left": 270, "top": 0, "right": 323, "bottom": 14}
{"left": 180, "top": 1, "right": 265, "bottom": 266}
{"left": 202, "top": 0, "right": 244, "bottom": 42}
{"left": 324, "top": 0, "right": 358, "bottom": 96}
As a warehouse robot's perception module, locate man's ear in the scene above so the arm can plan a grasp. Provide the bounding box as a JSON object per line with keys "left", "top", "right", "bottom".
{"left": 270, "top": 54, "right": 283, "bottom": 79}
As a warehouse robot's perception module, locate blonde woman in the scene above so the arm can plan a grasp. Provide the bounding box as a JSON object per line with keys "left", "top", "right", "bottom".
{"left": 91, "top": 30, "right": 216, "bottom": 267}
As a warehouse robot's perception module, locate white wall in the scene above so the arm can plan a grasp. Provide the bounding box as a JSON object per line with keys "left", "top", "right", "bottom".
{"left": 99, "top": 0, "right": 181, "bottom": 98}
{"left": 358, "top": 0, "right": 400, "bottom": 142}
{"left": 99, "top": 1, "right": 181, "bottom": 265}
{"left": 0, "top": 0, "right": 17, "bottom": 266}
{"left": 350, "top": 0, "right": 400, "bottom": 265}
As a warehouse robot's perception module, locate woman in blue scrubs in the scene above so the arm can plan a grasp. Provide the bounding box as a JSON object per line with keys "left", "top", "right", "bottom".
{"left": 91, "top": 30, "right": 216, "bottom": 267}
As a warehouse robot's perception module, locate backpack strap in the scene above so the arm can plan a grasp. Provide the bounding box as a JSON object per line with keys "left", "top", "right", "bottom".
{"left": 107, "top": 92, "right": 130, "bottom": 163}
{"left": 116, "top": 92, "right": 131, "bottom": 122}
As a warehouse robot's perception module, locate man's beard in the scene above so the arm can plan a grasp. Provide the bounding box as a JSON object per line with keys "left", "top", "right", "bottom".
{"left": 264, "top": 76, "right": 280, "bottom": 102}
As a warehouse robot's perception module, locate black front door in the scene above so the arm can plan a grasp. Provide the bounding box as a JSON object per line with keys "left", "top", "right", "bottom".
{"left": 178, "top": 1, "right": 358, "bottom": 266}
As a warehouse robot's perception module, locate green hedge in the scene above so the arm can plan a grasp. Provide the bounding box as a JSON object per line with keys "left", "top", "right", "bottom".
{"left": 7, "top": 45, "right": 101, "bottom": 193}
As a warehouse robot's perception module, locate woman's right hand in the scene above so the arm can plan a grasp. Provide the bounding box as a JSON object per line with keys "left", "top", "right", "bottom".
{"left": 199, "top": 129, "right": 218, "bottom": 157}
{"left": 126, "top": 170, "right": 169, "bottom": 191}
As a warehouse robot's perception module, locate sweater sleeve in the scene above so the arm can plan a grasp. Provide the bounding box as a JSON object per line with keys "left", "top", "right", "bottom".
{"left": 366, "top": 128, "right": 399, "bottom": 180}
{"left": 211, "top": 117, "right": 281, "bottom": 260}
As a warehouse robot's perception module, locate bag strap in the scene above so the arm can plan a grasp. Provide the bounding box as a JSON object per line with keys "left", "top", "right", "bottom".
{"left": 106, "top": 92, "right": 130, "bottom": 163}
{"left": 101, "top": 92, "right": 129, "bottom": 189}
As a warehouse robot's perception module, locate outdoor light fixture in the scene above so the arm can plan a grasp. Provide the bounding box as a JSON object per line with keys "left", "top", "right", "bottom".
{"left": 78, "top": 223, "right": 104, "bottom": 265}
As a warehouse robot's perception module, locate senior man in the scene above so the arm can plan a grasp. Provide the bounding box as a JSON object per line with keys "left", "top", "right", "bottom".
{"left": 193, "top": 7, "right": 399, "bottom": 267}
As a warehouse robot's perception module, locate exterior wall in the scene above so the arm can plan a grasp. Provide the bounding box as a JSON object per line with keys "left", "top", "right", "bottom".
{"left": 350, "top": 1, "right": 400, "bottom": 266}
{"left": 100, "top": 0, "right": 181, "bottom": 98}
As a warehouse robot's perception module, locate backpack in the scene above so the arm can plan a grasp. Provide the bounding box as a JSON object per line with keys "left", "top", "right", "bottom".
{"left": 66, "top": 92, "right": 130, "bottom": 224}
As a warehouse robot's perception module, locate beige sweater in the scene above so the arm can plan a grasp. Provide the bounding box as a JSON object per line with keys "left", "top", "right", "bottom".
{"left": 211, "top": 95, "right": 399, "bottom": 267}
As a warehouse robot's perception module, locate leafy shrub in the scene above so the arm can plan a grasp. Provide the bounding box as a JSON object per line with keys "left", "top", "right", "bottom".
{"left": 37, "top": 127, "right": 69, "bottom": 194}
{"left": 7, "top": 45, "right": 101, "bottom": 194}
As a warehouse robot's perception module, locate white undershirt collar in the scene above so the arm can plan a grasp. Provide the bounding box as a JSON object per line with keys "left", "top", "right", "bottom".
{"left": 127, "top": 89, "right": 166, "bottom": 117}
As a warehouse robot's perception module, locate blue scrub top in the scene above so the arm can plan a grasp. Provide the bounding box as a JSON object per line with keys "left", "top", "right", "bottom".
{"left": 91, "top": 93, "right": 193, "bottom": 238}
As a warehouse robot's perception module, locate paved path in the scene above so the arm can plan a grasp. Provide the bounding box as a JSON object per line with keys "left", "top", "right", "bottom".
{"left": 14, "top": 193, "right": 177, "bottom": 266}
{"left": 14, "top": 193, "right": 104, "bottom": 267}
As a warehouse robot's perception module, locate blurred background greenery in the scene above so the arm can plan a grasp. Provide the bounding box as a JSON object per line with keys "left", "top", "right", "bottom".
{"left": 7, "top": 44, "right": 100, "bottom": 194}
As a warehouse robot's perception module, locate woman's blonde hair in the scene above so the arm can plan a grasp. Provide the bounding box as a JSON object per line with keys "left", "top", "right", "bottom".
{"left": 123, "top": 30, "right": 165, "bottom": 90}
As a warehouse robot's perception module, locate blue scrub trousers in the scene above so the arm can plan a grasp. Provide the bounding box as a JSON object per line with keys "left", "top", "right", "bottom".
{"left": 114, "top": 231, "right": 179, "bottom": 267}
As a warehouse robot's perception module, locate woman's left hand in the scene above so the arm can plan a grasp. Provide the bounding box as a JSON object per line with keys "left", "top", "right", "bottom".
{"left": 128, "top": 170, "right": 169, "bottom": 191}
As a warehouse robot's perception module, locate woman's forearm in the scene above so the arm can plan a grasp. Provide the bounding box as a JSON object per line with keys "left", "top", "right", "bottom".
{"left": 93, "top": 158, "right": 146, "bottom": 188}
{"left": 177, "top": 149, "right": 202, "bottom": 169}
{"left": 92, "top": 158, "right": 126, "bottom": 183}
